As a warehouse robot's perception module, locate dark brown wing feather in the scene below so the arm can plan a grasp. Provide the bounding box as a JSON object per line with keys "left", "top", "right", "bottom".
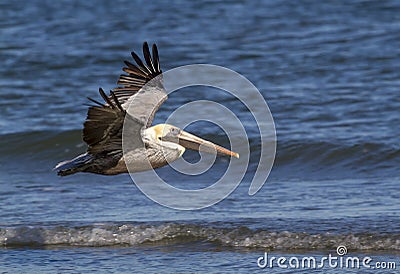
{"left": 112, "top": 41, "right": 164, "bottom": 105}
{"left": 83, "top": 88, "right": 127, "bottom": 154}
{"left": 112, "top": 41, "right": 167, "bottom": 127}
{"left": 83, "top": 42, "right": 166, "bottom": 154}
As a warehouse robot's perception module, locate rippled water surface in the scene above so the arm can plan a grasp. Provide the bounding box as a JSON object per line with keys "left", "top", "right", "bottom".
{"left": 1, "top": 0, "right": 399, "bottom": 272}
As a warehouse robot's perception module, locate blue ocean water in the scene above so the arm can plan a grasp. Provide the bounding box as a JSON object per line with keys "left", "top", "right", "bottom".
{"left": 1, "top": 0, "right": 399, "bottom": 272}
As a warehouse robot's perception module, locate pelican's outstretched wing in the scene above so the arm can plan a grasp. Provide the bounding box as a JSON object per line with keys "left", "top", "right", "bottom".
{"left": 83, "top": 42, "right": 165, "bottom": 154}
{"left": 83, "top": 88, "right": 127, "bottom": 154}
{"left": 112, "top": 42, "right": 167, "bottom": 127}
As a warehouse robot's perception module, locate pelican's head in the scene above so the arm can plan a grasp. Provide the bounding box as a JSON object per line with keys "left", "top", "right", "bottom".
{"left": 145, "top": 124, "right": 239, "bottom": 158}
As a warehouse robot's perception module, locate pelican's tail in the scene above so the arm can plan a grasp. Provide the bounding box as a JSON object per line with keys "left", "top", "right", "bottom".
{"left": 54, "top": 153, "right": 93, "bottom": 176}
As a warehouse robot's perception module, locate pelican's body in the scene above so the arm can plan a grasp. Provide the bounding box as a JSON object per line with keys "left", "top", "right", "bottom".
{"left": 55, "top": 42, "right": 238, "bottom": 176}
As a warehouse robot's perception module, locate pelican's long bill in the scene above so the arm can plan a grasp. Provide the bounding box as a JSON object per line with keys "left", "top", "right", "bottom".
{"left": 177, "top": 130, "right": 239, "bottom": 159}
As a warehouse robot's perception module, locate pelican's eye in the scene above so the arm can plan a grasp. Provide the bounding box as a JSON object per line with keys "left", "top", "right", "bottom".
{"left": 170, "top": 127, "right": 179, "bottom": 135}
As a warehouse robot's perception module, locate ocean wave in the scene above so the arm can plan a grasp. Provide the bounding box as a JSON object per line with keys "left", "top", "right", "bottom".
{"left": 275, "top": 139, "right": 399, "bottom": 170}
{"left": 1, "top": 223, "right": 399, "bottom": 251}
{"left": 1, "top": 130, "right": 399, "bottom": 177}
{"left": 0, "top": 130, "right": 83, "bottom": 159}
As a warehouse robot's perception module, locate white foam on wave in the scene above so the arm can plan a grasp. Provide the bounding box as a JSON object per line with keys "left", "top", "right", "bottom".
{"left": 1, "top": 223, "right": 399, "bottom": 251}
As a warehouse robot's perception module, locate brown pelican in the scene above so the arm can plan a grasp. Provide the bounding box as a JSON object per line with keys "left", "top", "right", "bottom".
{"left": 55, "top": 42, "right": 239, "bottom": 176}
